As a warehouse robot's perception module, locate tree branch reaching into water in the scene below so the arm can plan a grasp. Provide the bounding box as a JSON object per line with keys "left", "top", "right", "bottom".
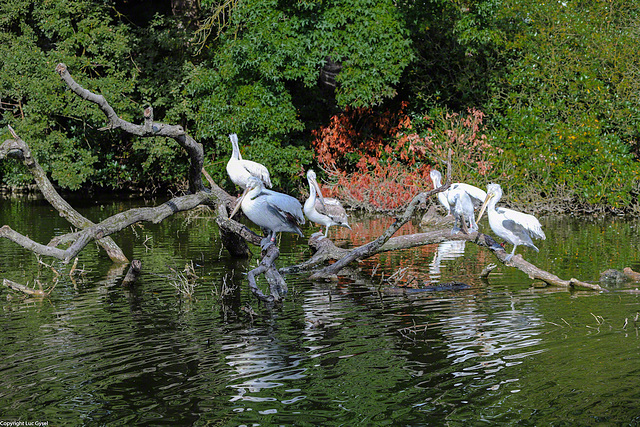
{"left": 0, "top": 64, "right": 605, "bottom": 300}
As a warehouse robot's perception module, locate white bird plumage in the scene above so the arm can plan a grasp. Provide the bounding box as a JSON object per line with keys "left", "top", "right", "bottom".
{"left": 476, "top": 183, "right": 545, "bottom": 262}
{"left": 429, "top": 169, "right": 487, "bottom": 214}
{"left": 304, "top": 170, "right": 350, "bottom": 237}
{"left": 226, "top": 134, "right": 272, "bottom": 189}
{"left": 447, "top": 187, "right": 478, "bottom": 234}
{"left": 230, "top": 176, "right": 305, "bottom": 249}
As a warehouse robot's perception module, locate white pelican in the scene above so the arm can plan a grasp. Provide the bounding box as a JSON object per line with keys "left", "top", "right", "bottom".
{"left": 429, "top": 169, "right": 487, "bottom": 215}
{"left": 230, "top": 176, "right": 305, "bottom": 249}
{"left": 303, "top": 170, "right": 351, "bottom": 237}
{"left": 476, "top": 183, "right": 545, "bottom": 261}
{"left": 447, "top": 187, "right": 478, "bottom": 234}
{"left": 226, "top": 134, "right": 272, "bottom": 189}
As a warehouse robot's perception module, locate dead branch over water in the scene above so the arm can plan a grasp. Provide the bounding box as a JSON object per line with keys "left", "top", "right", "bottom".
{"left": 0, "top": 64, "right": 606, "bottom": 298}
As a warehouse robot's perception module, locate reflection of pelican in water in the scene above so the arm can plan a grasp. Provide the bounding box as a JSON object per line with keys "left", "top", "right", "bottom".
{"left": 440, "top": 293, "right": 544, "bottom": 380}
{"left": 429, "top": 240, "right": 467, "bottom": 278}
{"left": 225, "top": 334, "right": 307, "bottom": 401}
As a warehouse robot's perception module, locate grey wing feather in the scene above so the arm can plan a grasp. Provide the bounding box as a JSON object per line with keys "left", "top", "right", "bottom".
{"left": 314, "top": 198, "right": 348, "bottom": 224}
{"left": 497, "top": 207, "right": 545, "bottom": 240}
{"left": 266, "top": 194, "right": 305, "bottom": 225}
{"left": 502, "top": 219, "right": 538, "bottom": 251}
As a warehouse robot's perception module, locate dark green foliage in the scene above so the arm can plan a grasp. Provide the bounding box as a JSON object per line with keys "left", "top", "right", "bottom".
{"left": 0, "top": 0, "right": 138, "bottom": 189}
{"left": 189, "top": 0, "right": 413, "bottom": 192}
{"left": 485, "top": 0, "right": 640, "bottom": 208}
{"left": 0, "top": 0, "right": 638, "bottom": 210}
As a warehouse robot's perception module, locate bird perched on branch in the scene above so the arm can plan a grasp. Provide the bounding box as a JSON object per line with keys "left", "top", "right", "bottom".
{"left": 429, "top": 169, "right": 486, "bottom": 215}
{"left": 476, "top": 183, "right": 545, "bottom": 262}
{"left": 303, "top": 170, "right": 351, "bottom": 237}
{"left": 230, "top": 176, "right": 304, "bottom": 250}
{"left": 226, "top": 133, "right": 272, "bottom": 189}
{"left": 447, "top": 186, "right": 478, "bottom": 234}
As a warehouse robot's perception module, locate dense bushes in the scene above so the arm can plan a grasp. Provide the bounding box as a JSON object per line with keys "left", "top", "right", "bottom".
{"left": 311, "top": 103, "right": 501, "bottom": 211}
{"left": 484, "top": 0, "right": 640, "bottom": 209}
{"left": 0, "top": 0, "right": 638, "bottom": 211}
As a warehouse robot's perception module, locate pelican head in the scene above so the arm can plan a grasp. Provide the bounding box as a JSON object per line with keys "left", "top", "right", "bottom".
{"left": 229, "top": 176, "right": 262, "bottom": 218}
{"left": 476, "top": 183, "right": 501, "bottom": 223}
{"left": 429, "top": 169, "right": 443, "bottom": 188}
{"left": 306, "top": 170, "right": 326, "bottom": 208}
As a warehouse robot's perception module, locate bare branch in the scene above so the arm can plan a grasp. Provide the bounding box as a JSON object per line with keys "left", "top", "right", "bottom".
{"left": 247, "top": 244, "right": 288, "bottom": 303}
{"left": 56, "top": 63, "right": 206, "bottom": 193}
{"left": 308, "top": 155, "right": 452, "bottom": 280}
{"left": 1, "top": 133, "right": 128, "bottom": 263}
{"left": 1, "top": 192, "right": 212, "bottom": 263}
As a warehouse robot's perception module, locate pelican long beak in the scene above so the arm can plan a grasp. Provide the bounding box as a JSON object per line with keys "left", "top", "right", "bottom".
{"left": 230, "top": 186, "right": 250, "bottom": 219}
{"left": 313, "top": 179, "right": 327, "bottom": 209}
{"left": 476, "top": 193, "right": 494, "bottom": 224}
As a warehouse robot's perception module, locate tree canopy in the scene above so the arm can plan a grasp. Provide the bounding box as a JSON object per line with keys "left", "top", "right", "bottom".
{"left": 1, "top": 0, "right": 639, "bottom": 211}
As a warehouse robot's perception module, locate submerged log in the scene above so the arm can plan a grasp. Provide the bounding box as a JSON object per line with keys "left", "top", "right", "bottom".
{"left": 121, "top": 260, "right": 142, "bottom": 286}
{"left": 3, "top": 278, "right": 49, "bottom": 296}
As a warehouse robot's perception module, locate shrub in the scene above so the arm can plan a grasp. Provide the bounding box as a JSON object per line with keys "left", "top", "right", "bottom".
{"left": 312, "top": 103, "right": 500, "bottom": 211}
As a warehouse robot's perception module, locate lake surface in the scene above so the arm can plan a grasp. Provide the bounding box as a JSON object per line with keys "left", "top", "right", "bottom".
{"left": 0, "top": 197, "right": 639, "bottom": 425}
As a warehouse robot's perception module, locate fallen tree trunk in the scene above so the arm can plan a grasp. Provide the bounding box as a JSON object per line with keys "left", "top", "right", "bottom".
{"left": 282, "top": 200, "right": 604, "bottom": 292}
{"left": 1, "top": 127, "right": 128, "bottom": 263}
{"left": 0, "top": 64, "right": 606, "bottom": 299}
{"left": 1, "top": 192, "right": 213, "bottom": 263}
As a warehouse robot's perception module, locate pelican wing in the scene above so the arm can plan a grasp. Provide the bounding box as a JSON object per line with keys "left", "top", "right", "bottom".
{"left": 451, "top": 183, "right": 487, "bottom": 207}
{"left": 264, "top": 192, "right": 305, "bottom": 225}
{"left": 501, "top": 219, "right": 538, "bottom": 251}
{"left": 496, "top": 207, "right": 545, "bottom": 240}
{"left": 314, "top": 198, "right": 348, "bottom": 224}
{"left": 240, "top": 159, "right": 272, "bottom": 188}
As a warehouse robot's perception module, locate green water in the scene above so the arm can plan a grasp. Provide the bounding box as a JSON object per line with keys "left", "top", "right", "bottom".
{"left": 0, "top": 197, "right": 639, "bottom": 425}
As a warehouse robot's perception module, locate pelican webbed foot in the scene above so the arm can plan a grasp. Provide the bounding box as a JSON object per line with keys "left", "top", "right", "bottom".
{"left": 260, "top": 237, "right": 276, "bottom": 251}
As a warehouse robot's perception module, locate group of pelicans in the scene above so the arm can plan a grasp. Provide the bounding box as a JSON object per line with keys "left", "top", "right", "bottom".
{"left": 225, "top": 134, "right": 545, "bottom": 261}
{"left": 227, "top": 134, "right": 350, "bottom": 250}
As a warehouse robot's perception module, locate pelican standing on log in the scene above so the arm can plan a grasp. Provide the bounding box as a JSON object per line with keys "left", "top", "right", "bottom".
{"left": 226, "top": 134, "right": 272, "bottom": 189}
{"left": 447, "top": 187, "right": 478, "bottom": 234}
{"left": 429, "top": 169, "right": 487, "bottom": 215}
{"left": 230, "top": 176, "right": 305, "bottom": 249}
{"left": 304, "top": 170, "right": 351, "bottom": 237}
{"left": 476, "top": 183, "right": 545, "bottom": 261}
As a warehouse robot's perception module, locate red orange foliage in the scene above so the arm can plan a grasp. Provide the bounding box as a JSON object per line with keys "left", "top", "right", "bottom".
{"left": 312, "top": 102, "right": 433, "bottom": 211}
{"left": 312, "top": 104, "right": 501, "bottom": 211}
